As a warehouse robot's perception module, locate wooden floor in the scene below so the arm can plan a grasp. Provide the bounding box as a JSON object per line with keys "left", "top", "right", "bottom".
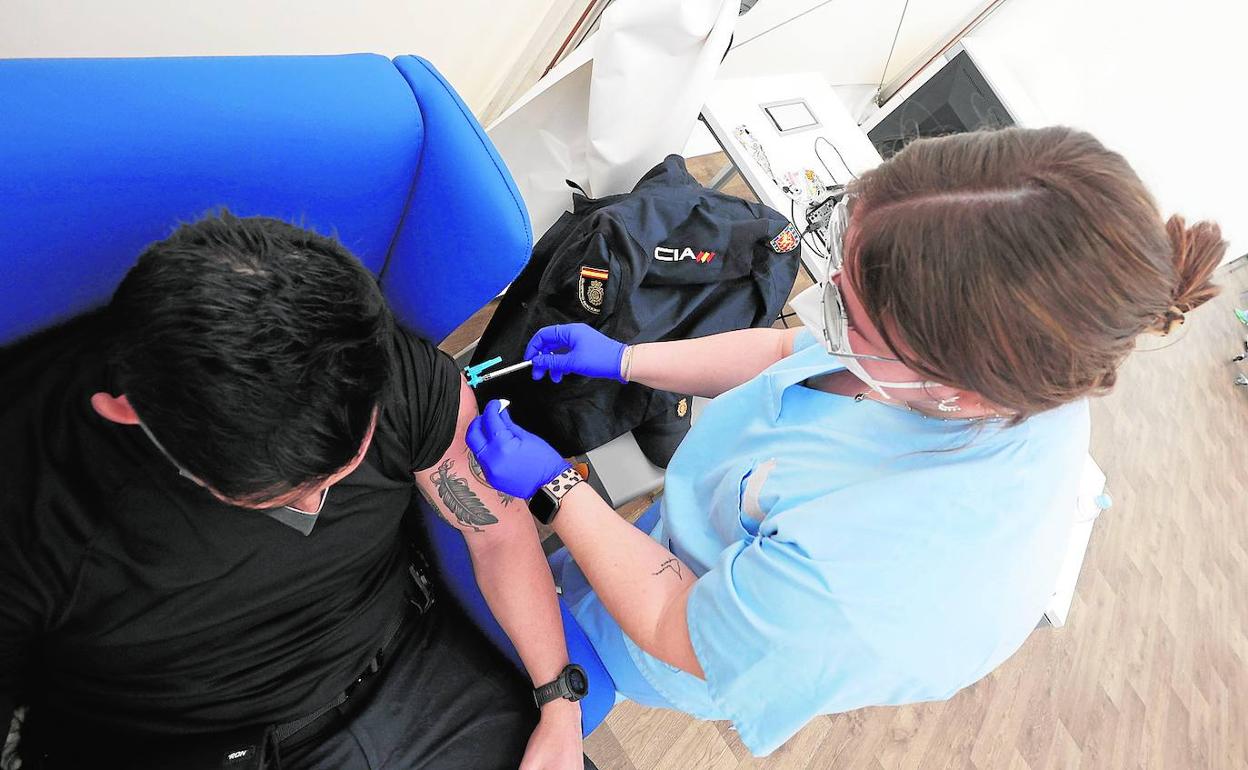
{"left": 450, "top": 154, "right": 1248, "bottom": 769}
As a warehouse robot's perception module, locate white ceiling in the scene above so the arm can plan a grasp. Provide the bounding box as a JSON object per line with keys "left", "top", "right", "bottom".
{"left": 722, "top": 0, "right": 994, "bottom": 92}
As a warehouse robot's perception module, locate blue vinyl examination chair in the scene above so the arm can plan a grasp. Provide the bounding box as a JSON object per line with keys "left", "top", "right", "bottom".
{"left": 0, "top": 54, "right": 614, "bottom": 734}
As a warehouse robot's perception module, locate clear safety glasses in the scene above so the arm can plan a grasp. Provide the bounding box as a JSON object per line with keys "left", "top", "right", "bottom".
{"left": 817, "top": 197, "right": 900, "bottom": 364}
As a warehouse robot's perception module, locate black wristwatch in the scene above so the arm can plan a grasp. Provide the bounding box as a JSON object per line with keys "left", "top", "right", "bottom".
{"left": 527, "top": 466, "right": 583, "bottom": 525}
{"left": 533, "top": 663, "right": 589, "bottom": 709}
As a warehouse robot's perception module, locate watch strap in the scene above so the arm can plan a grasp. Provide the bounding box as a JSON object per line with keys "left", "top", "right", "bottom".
{"left": 533, "top": 663, "right": 588, "bottom": 708}
{"left": 541, "top": 466, "right": 583, "bottom": 502}
{"left": 532, "top": 677, "right": 571, "bottom": 708}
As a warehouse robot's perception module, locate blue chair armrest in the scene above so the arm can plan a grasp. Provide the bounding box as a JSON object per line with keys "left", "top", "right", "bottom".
{"left": 382, "top": 56, "right": 532, "bottom": 343}
{"left": 415, "top": 499, "right": 616, "bottom": 736}
{"left": 388, "top": 55, "right": 614, "bottom": 733}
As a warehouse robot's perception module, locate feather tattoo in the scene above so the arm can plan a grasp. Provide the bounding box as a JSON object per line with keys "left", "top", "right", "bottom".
{"left": 429, "top": 459, "right": 497, "bottom": 531}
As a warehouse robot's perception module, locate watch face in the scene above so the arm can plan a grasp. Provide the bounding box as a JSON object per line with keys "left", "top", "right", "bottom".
{"left": 528, "top": 491, "right": 558, "bottom": 525}
{"left": 566, "top": 665, "right": 589, "bottom": 697}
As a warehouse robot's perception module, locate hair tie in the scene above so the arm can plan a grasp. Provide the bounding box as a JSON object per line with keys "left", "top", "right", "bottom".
{"left": 1155, "top": 305, "right": 1186, "bottom": 336}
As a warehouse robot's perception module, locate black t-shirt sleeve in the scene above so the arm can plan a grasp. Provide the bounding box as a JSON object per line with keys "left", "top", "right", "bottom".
{"left": 380, "top": 326, "right": 462, "bottom": 473}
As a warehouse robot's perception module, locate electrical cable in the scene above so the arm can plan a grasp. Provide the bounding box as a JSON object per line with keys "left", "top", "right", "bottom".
{"left": 543, "top": 0, "right": 605, "bottom": 77}
{"left": 813, "top": 136, "right": 857, "bottom": 184}
{"left": 791, "top": 198, "right": 829, "bottom": 261}
{"left": 801, "top": 226, "right": 829, "bottom": 260}
{"left": 726, "top": 0, "right": 914, "bottom": 112}
{"left": 875, "top": 0, "right": 912, "bottom": 102}
{"left": 584, "top": 0, "right": 614, "bottom": 40}
{"left": 728, "top": 0, "right": 838, "bottom": 52}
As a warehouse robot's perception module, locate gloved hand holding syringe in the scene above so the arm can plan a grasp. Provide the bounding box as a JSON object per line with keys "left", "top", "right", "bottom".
{"left": 464, "top": 323, "right": 628, "bottom": 389}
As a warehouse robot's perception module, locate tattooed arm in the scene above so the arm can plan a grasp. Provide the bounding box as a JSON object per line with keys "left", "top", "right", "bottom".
{"left": 415, "top": 376, "right": 582, "bottom": 767}
{"left": 549, "top": 483, "right": 704, "bottom": 678}
{"left": 463, "top": 398, "right": 702, "bottom": 679}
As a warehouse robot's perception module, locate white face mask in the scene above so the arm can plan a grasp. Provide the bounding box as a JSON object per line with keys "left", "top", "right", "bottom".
{"left": 833, "top": 346, "right": 937, "bottom": 401}
{"left": 791, "top": 279, "right": 939, "bottom": 401}
{"left": 138, "top": 418, "right": 330, "bottom": 514}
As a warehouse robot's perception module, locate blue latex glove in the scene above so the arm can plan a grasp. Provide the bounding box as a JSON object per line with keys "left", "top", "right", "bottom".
{"left": 524, "top": 323, "right": 627, "bottom": 383}
{"left": 466, "top": 400, "right": 572, "bottom": 500}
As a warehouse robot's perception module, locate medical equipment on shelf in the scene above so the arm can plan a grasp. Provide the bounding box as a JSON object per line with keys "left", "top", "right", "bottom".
{"left": 733, "top": 124, "right": 832, "bottom": 204}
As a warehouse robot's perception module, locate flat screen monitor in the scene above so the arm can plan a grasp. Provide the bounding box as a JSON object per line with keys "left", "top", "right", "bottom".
{"left": 867, "top": 50, "right": 1015, "bottom": 159}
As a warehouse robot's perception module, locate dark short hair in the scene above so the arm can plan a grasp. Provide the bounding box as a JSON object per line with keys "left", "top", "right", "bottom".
{"left": 109, "top": 211, "right": 393, "bottom": 502}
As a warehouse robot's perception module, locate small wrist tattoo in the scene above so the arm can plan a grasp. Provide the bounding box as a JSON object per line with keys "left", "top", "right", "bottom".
{"left": 653, "top": 558, "right": 683, "bottom": 580}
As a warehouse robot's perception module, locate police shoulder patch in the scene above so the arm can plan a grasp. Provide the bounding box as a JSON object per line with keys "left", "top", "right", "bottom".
{"left": 578, "top": 265, "right": 609, "bottom": 314}
{"left": 769, "top": 223, "right": 801, "bottom": 253}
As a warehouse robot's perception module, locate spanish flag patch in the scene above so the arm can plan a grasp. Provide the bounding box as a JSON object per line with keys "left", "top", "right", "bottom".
{"left": 578, "top": 265, "right": 609, "bottom": 314}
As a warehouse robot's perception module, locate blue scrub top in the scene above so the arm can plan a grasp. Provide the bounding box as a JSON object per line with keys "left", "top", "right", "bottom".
{"left": 556, "top": 331, "right": 1089, "bottom": 756}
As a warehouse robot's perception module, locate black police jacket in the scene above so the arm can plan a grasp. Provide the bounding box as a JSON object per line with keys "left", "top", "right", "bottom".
{"left": 471, "top": 155, "right": 801, "bottom": 466}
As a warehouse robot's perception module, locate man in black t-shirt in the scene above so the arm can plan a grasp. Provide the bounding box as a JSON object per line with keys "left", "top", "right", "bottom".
{"left": 0, "top": 214, "right": 584, "bottom": 769}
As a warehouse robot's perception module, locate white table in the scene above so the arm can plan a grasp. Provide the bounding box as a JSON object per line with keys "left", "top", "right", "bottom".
{"left": 700, "top": 72, "right": 883, "bottom": 281}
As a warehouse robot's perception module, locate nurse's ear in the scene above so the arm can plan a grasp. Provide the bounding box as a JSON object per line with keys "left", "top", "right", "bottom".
{"left": 91, "top": 392, "right": 140, "bottom": 425}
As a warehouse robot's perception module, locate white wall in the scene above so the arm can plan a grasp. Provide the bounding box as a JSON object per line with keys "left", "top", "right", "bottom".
{"left": 720, "top": 0, "right": 995, "bottom": 117}
{"left": 0, "top": 0, "right": 563, "bottom": 117}
{"left": 969, "top": 0, "right": 1248, "bottom": 263}
{"left": 715, "top": 0, "right": 1247, "bottom": 262}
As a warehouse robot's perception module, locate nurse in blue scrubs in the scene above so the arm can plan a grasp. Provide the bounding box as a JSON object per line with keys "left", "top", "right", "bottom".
{"left": 466, "top": 127, "right": 1224, "bottom": 756}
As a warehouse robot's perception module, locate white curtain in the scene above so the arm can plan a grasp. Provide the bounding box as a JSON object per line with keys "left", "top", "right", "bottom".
{"left": 488, "top": 0, "right": 739, "bottom": 239}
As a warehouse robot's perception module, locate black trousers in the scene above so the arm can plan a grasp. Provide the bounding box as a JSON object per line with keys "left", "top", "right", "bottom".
{"left": 22, "top": 601, "right": 538, "bottom": 770}
{"left": 277, "top": 600, "right": 538, "bottom": 770}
